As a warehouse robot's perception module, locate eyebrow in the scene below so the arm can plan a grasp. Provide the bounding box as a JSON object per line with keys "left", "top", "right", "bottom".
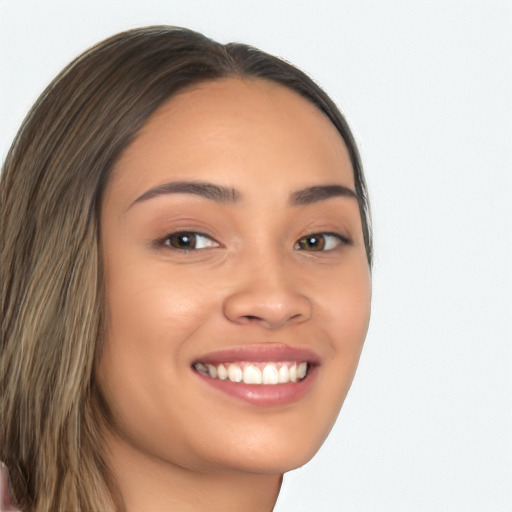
{"left": 290, "top": 185, "right": 358, "bottom": 205}
{"left": 130, "top": 181, "right": 240, "bottom": 208}
{"left": 128, "top": 181, "right": 357, "bottom": 209}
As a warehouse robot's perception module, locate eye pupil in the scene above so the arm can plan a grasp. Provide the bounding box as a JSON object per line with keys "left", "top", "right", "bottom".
{"left": 169, "top": 232, "right": 196, "bottom": 249}
{"left": 299, "top": 235, "right": 325, "bottom": 251}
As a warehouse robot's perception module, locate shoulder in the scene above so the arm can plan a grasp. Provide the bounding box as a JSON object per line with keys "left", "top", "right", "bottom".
{"left": 0, "top": 463, "right": 20, "bottom": 512}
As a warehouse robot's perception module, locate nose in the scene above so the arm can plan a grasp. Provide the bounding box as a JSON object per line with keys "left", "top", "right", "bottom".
{"left": 223, "top": 259, "right": 313, "bottom": 330}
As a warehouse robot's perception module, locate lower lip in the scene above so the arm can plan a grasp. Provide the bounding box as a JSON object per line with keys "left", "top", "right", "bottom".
{"left": 193, "top": 367, "right": 318, "bottom": 407}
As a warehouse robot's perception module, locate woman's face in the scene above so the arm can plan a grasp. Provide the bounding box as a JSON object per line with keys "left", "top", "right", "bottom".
{"left": 98, "top": 77, "right": 371, "bottom": 475}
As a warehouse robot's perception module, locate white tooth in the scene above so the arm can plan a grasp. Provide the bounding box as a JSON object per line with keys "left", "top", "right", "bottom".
{"left": 207, "top": 364, "right": 217, "bottom": 378}
{"left": 297, "top": 362, "right": 308, "bottom": 379}
{"left": 228, "top": 363, "right": 242, "bottom": 383}
{"left": 243, "top": 365, "right": 262, "bottom": 384}
{"left": 278, "top": 365, "right": 290, "bottom": 383}
{"left": 262, "top": 364, "right": 279, "bottom": 384}
{"left": 217, "top": 364, "right": 228, "bottom": 380}
{"left": 289, "top": 363, "right": 298, "bottom": 383}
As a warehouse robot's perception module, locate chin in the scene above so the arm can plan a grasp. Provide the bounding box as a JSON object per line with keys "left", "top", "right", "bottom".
{"left": 195, "top": 416, "right": 335, "bottom": 476}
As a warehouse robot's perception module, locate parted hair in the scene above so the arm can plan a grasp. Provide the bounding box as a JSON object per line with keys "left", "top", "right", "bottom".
{"left": 0, "top": 26, "right": 372, "bottom": 511}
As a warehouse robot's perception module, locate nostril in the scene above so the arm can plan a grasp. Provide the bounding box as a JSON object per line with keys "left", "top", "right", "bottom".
{"left": 243, "top": 315, "right": 261, "bottom": 322}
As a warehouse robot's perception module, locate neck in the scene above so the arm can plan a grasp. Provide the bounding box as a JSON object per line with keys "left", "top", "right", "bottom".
{"left": 103, "top": 432, "right": 283, "bottom": 512}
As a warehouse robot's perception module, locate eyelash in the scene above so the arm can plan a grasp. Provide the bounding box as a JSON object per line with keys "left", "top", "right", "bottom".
{"left": 156, "top": 231, "right": 351, "bottom": 252}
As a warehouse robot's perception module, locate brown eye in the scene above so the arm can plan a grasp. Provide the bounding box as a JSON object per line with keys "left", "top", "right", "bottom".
{"left": 294, "top": 233, "right": 348, "bottom": 252}
{"left": 297, "top": 234, "right": 326, "bottom": 251}
{"left": 164, "top": 232, "right": 218, "bottom": 250}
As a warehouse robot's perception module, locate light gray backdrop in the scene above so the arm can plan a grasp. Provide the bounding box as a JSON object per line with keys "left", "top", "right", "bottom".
{"left": 1, "top": 1, "right": 511, "bottom": 511}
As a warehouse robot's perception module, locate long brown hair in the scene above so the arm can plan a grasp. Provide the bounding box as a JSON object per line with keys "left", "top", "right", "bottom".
{"left": 0, "top": 26, "right": 372, "bottom": 511}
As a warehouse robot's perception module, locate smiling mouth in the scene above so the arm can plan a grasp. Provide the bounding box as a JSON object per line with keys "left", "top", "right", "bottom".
{"left": 193, "top": 361, "right": 310, "bottom": 385}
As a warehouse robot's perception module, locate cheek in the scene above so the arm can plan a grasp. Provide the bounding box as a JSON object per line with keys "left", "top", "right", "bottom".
{"left": 317, "top": 255, "right": 372, "bottom": 343}
{"left": 97, "top": 256, "right": 217, "bottom": 417}
{"left": 315, "top": 258, "right": 371, "bottom": 402}
{"left": 104, "top": 256, "right": 219, "bottom": 344}
{"left": 96, "top": 263, "right": 218, "bottom": 464}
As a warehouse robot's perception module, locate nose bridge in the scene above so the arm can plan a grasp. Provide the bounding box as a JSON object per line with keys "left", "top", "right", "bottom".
{"left": 243, "top": 247, "right": 293, "bottom": 296}
{"left": 223, "top": 243, "right": 312, "bottom": 329}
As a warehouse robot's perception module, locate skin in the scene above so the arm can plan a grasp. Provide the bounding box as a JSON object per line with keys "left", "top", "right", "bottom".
{"left": 97, "top": 77, "right": 371, "bottom": 512}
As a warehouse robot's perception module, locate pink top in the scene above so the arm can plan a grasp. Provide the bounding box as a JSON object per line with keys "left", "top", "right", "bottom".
{"left": 0, "top": 464, "right": 19, "bottom": 512}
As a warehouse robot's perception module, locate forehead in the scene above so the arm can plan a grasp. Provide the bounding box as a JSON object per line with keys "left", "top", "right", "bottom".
{"left": 109, "top": 77, "right": 353, "bottom": 202}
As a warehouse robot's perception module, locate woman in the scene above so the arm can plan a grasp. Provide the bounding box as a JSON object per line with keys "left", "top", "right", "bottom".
{"left": 0, "top": 26, "right": 372, "bottom": 512}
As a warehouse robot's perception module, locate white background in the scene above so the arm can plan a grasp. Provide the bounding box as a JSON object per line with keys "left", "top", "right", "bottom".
{"left": 1, "top": 1, "right": 511, "bottom": 511}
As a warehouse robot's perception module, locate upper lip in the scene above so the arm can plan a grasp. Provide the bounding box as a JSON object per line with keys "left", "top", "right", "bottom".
{"left": 192, "top": 343, "right": 322, "bottom": 366}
